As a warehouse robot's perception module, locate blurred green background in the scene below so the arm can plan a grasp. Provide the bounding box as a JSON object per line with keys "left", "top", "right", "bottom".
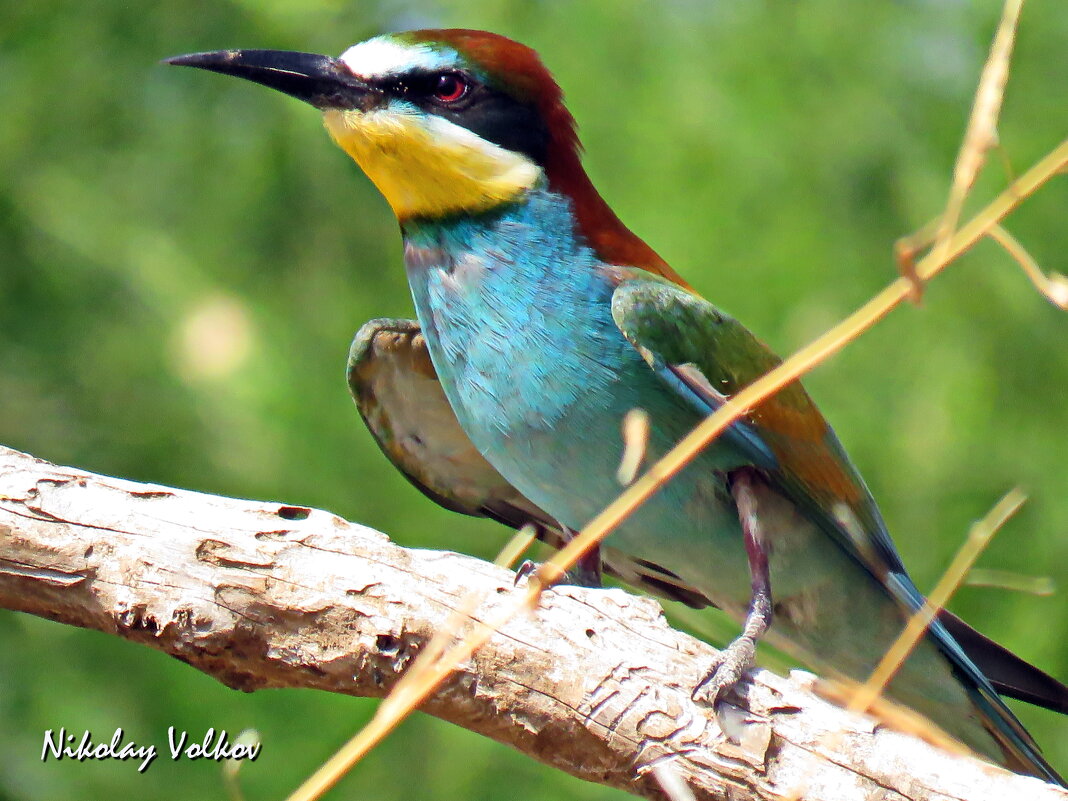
{"left": 1, "top": 0, "right": 1065, "bottom": 798}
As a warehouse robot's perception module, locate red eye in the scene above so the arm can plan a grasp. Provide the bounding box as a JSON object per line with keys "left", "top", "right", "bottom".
{"left": 433, "top": 73, "right": 468, "bottom": 103}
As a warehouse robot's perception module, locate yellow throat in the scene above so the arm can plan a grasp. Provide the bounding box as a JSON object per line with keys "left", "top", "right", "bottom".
{"left": 323, "top": 108, "right": 541, "bottom": 219}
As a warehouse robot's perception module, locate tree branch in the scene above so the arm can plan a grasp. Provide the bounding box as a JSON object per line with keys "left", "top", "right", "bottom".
{"left": 0, "top": 444, "right": 1062, "bottom": 801}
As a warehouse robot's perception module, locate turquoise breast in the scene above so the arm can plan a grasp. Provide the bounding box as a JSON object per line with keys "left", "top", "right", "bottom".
{"left": 401, "top": 188, "right": 753, "bottom": 598}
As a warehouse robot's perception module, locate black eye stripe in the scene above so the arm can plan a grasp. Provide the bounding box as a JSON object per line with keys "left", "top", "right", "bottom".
{"left": 372, "top": 70, "right": 470, "bottom": 100}
{"left": 367, "top": 69, "right": 550, "bottom": 166}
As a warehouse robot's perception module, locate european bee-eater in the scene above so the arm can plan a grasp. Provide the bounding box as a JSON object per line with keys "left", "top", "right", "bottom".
{"left": 168, "top": 30, "right": 1067, "bottom": 782}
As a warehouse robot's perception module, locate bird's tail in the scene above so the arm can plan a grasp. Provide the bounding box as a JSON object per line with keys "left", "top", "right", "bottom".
{"left": 959, "top": 669, "right": 1064, "bottom": 786}
{"left": 887, "top": 572, "right": 1066, "bottom": 786}
{"left": 933, "top": 609, "right": 1066, "bottom": 784}
{"left": 938, "top": 609, "right": 1068, "bottom": 715}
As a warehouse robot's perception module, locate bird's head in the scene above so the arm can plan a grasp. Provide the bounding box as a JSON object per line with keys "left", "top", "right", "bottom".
{"left": 168, "top": 30, "right": 577, "bottom": 221}
{"left": 168, "top": 29, "right": 683, "bottom": 281}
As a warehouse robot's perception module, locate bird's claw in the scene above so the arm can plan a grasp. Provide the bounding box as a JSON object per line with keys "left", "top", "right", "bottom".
{"left": 692, "top": 634, "right": 758, "bottom": 706}
{"left": 514, "top": 559, "right": 538, "bottom": 586}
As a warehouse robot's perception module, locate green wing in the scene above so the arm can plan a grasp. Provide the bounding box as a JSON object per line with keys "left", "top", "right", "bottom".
{"left": 610, "top": 276, "right": 906, "bottom": 582}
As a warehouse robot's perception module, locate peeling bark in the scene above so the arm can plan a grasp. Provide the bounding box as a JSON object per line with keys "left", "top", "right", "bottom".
{"left": 0, "top": 444, "right": 1063, "bottom": 801}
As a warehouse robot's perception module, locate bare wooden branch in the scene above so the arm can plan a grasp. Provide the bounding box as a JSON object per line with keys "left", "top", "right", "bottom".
{"left": 0, "top": 444, "right": 1063, "bottom": 801}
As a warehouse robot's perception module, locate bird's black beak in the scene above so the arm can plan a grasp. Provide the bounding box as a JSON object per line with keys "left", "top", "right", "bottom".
{"left": 164, "top": 49, "right": 373, "bottom": 110}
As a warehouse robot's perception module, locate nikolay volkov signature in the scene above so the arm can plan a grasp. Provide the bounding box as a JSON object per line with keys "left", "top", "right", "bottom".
{"left": 41, "top": 727, "right": 260, "bottom": 773}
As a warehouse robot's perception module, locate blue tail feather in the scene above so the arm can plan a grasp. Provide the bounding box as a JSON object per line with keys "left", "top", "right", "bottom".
{"left": 886, "top": 573, "right": 1064, "bottom": 786}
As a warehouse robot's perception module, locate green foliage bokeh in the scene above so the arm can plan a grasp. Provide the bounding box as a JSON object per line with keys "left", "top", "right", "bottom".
{"left": 1, "top": 1, "right": 1065, "bottom": 799}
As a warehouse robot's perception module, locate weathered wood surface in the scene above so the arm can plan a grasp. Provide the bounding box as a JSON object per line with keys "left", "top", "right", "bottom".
{"left": 1, "top": 444, "right": 1063, "bottom": 801}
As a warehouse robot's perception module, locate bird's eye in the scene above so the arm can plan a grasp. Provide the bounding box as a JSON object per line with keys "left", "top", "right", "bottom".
{"left": 432, "top": 73, "right": 468, "bottom": 103}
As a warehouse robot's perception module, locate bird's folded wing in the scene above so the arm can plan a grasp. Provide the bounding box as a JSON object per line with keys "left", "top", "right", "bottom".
{"left": 610, "top": 274, "right": 910, "bottom": 585}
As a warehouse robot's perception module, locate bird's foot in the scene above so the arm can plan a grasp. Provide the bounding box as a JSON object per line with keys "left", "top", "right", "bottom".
{"left": 514, "top": 525, "right": 602, "bottom": 589}
{"left": 692, "top": 633, "right": 759, "bottom": 706}
{"left": 514, "top": 559, "right": 538, "bottom": 585}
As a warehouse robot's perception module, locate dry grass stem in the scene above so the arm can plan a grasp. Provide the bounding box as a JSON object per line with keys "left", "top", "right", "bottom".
{"left": 846, "top": 489, "right": 1027, "bottom": 715}
{"left": 494, "top": 524, "right": 539, "bottom": 568}
{"left": 618, "top": 408, "right": 651, "bottom": 485}
{"left": 966, "top": 568, "right": 1056, "bottom": 596}
{"left": 928, "top": 0, "right": 1024, "bottom": 284}
{"left": 895, "top": 217, "right": 940, "bottom": 303}
{"left": 989, "top": 224, "right": 1068, "bottom": 309}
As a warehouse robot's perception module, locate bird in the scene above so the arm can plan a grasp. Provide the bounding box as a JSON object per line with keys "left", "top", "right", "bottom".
{"left": 167, "top": 29, "right": 1067, "bottom": 782}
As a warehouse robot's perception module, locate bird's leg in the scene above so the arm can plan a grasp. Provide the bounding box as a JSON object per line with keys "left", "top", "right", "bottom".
{"left": 515, "top": 525, "right": 603, "bottom": 589}
{"left": 694, "top": 467, "right": 773, "bottom": 706}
